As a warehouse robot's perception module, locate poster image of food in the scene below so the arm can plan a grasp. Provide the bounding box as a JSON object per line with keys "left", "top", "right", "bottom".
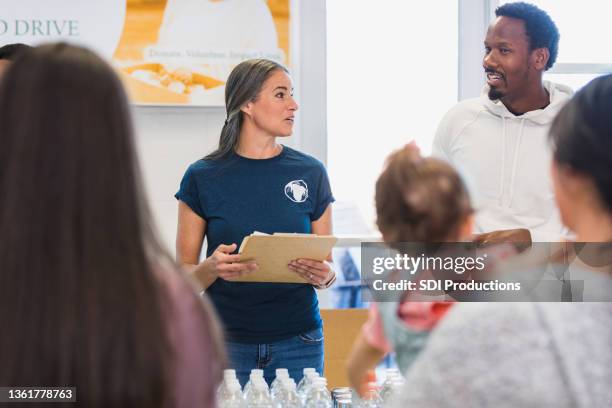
{"left": 114, "top": 0, "right": 290, "bottom": 106}
{"left": 0, "top": 0, "right": 289, "bottom": 106}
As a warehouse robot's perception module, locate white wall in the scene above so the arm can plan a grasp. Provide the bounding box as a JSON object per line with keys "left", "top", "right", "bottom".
{"left": 292, "top": 0, "right": 327, "bottom": 163}
{"left": 459, "top": 0, "right": 497, "bottom": 100}
{"left": 131, "top": 106, "right": 223, "bottom": 254}
{"left": 326, "top": 1, "right": 459, "bottom": 229}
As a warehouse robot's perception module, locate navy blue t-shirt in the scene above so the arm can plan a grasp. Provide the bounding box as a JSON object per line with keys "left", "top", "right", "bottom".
{"left": 175, "top": 146, "right": 335, "bottom": 343}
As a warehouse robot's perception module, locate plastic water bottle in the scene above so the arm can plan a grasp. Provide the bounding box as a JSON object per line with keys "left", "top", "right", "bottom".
{"left": 351, "top": 369, "right": 375, "bottom": 408}
{"left": 245, "top": 378, "right": 274, "bottom": 408}
{"left": 218, "top": 369, "right": 240, "bottom": 402}
{"left": 358, "top": 382, "right": 382, "bottom": 408}
{"left": 379, "top": 369, "right": 399, "bottom": 400}
{"left": 379, "top": 369, "right": 404, "bottom": 404}
{"left": 381, "top": 377, "right": 404, "bottom": 406}
{"left": 296, "top": 368, "right": 316, "bottom": 391}
{"left": 244, "top": 369, "right": 267, "bottom": 400}
{"left": 219, "top": 378, "right": 245, "bottom": 408}
{"left": 384, "top": 368, "right": 401, "bottom": 382}
{"left": 274, "top": 378, "right": 302, "bottom": 408}
{"left": 335, "top": 398, "right": 352, "bottom": 408}
{"left": 303, "top": 377, "right": 332, "bottom": 408}
{"left": 270, "top": 368, "right": 290, "bottom": 399}
{"left": 297, "top": 371, "right": 319, "bottom": 403}
{"left": 330, "top": 387, "right": 352, "bottom": 407}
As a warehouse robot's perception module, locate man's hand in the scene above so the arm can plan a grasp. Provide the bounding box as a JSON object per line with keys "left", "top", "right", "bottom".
{"left": 473, "top": 228, "right": 532, "bottom": 252}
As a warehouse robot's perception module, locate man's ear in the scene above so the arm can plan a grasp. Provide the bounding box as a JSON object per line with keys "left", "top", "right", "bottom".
{"left": 532, "top": 47, "right": 550, "bottom": 71}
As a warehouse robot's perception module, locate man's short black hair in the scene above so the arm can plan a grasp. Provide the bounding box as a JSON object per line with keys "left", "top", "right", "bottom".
{"left": 0, "top": 43, "right": 33, "bottom": 61}
{"left": 495, "top": 2, "right": 560, "bottom": 70}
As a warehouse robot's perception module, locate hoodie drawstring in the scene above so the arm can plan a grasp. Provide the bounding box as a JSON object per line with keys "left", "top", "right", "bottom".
{"left": 507, "top": 118, "right": 525, "bottom": 207}
{"left": 498, "top": 116, "right": 507, "bottom": 205}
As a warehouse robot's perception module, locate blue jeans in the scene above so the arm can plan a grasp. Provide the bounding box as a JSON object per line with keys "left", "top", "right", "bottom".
{"left": 226, "top": 327, "right": 324, "bottom": 387}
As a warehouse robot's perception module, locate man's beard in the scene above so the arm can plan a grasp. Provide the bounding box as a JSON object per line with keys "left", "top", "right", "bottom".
{"left": 488, "top": 87, "right": 504, "bottom": 100}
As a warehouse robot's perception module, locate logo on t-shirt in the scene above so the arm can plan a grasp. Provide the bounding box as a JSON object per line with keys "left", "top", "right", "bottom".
{"left": 284, "top": 180, "right": 308, "bottom": 203}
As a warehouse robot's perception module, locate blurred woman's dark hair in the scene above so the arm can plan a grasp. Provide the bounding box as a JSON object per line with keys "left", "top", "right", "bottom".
{"left": 0, "top": 43, "right": 32, "bottom": 60}
{"left": 205, "top": 58, "right": 288, "bottom": 160}
{"left": 375, "top": 146, "right": 473, "bottom": 243}
{"left": 0, "top": 43, "right": 224, "bottom": 407}
{"left": 549, "top": 74, "right": 612, "bottom": 213}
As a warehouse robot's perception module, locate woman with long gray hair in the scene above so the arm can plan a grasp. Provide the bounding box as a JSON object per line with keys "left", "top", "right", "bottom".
{"left": 176, "top": 59, "right": 336, "bottom": 386}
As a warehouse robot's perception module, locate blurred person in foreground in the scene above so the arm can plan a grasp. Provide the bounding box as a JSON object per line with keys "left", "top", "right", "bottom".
{"left": 346, "top": 144, "right": 475, "bottom": 393}
{"left": 0, "top": 43, "right": 32, "bottom": 75}
{"left": 393, "top": 74, "right": 612, "bottom": 408}
{"left": 0, "top": 43, "right": 224, "bottom": 407}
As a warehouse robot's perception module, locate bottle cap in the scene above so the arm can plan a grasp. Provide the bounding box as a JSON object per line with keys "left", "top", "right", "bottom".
{"left": 223, "top": 369, "right": 236, "bottom": 380}
{"left": 276, "top": 368, "right": 289, "bottom": 378}
{"left": 359, "top": 370, "right": 377, "bottom": 396}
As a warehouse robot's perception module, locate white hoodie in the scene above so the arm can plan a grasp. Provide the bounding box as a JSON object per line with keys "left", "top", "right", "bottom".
{"left": 432, "top": 81, "right": 573, "bottom": 241}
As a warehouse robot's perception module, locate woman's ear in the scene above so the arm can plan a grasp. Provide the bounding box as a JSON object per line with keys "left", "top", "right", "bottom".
{"left": 241, "top": 101, "right": 253, "bottom": 117}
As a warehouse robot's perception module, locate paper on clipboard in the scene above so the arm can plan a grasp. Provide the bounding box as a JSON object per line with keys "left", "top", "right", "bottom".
{"left": 235, "top": 233, "right": 338, "bottom": 283}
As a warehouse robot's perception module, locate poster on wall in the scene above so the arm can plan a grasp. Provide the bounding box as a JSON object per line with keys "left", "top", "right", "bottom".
{"left": 0, "top": 0, "right": 290, "bottom": 106}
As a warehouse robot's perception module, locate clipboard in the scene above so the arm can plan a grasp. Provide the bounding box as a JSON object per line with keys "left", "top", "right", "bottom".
{"left": 235, "top": 233, "right": 338, "bottom": 283}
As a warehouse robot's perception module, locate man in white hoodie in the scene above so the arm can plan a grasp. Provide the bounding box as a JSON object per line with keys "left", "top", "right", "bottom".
{"left": 433, "top": 2, "right": 572, "bottom": 242}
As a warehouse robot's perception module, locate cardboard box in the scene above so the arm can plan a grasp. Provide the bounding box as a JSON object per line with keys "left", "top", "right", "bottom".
{"left": 320, "top": 308, "right": 369, "bottom": 389}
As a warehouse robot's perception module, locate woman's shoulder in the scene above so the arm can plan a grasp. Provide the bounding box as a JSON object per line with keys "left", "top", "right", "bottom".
{"left": 417, "top": 300, "right": 612, "bottom": 376}
{"left": 152, "top": 258, "right": 223, "bottom": 407}
{"left": 432, "top": 302, "right": 544, "bottom": 346}
{"left": 396, "top": 303, "right": 568, "bottom": 406}
{"left": 282, "top": 146, "right": 327, "bottom": 171}
{"left": 152, "top": 258, "right": 208, "bottom": 326}
{"left": 184, "top": 157, "right": 235, "bottom": 180}
{"left": 403, "top": 302, "right": 552, "bottom": 385}
{"left": 187, "top": 157, "right": 226, "bottom": 172}
{"left": 399, "top": 301, "right": 612, "bottom": 407}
